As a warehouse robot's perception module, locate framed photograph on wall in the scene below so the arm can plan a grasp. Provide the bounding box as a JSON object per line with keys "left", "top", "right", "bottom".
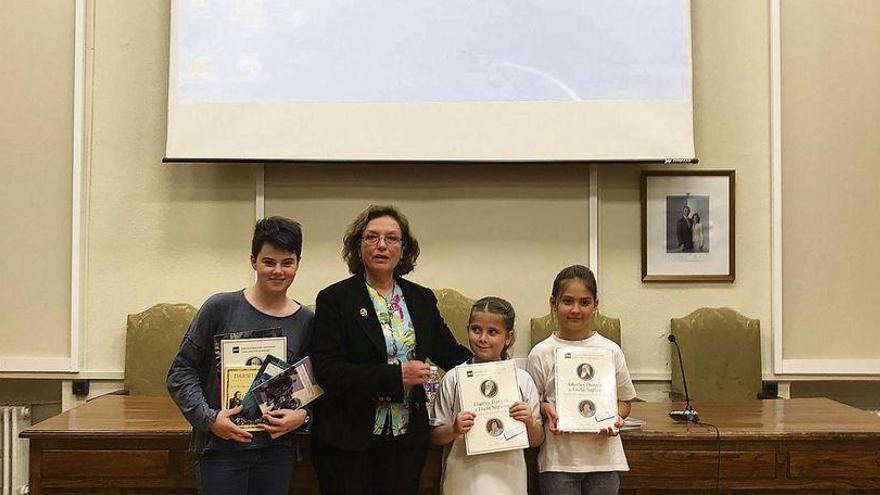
{"left": 641, "top": 170, "right": 735, "bottom": 282}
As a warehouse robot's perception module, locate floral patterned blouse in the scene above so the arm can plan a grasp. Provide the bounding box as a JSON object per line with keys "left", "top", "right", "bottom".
{"left": 367, "top": 283, "right": 417, "bottom": 436}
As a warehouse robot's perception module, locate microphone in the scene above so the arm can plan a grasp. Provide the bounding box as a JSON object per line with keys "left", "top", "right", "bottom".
{"left": 667, "top": 334, "right": 699, "bottom": 422}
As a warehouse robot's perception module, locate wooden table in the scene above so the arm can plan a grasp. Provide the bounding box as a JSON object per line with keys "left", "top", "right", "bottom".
{"left": 21, "top": 396, "right": 880, "bottom": 494}
{"left": 22, "top": 395, "right": 194, "bottom": 495}
{"left": 619, "top": 398, "right": 880, "bottom": 493}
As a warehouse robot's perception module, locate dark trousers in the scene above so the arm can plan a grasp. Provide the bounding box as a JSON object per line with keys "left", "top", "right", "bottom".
{"left": 199, "top": 445, "right": 295, "bottom": 495}
{"left": 311, "top": 435, "right": 428, "bottom": 495}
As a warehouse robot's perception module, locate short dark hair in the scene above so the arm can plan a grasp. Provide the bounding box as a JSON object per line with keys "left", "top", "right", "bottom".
{"left": 342, "top": 205, "right": 420, "bottom": 276}
{"left": 551, "top": 265, "right": 598, "bottom": 301}
{"left": 251, "top": 216, "right": 303, "bottom": 259}
{"left": 469, "top": 296, "right": 516, "bottom": 359}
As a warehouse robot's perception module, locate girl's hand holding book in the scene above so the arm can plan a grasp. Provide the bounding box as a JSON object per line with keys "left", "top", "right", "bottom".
{"left": 508, "top": 401, "right": 534, "bottom": 425}
{"left": 540, "top": 402, "right": 563, "bottom": 435}
{"left": 453, "top": 411, "right": 476, "bottom": 435}
{"left": 597, "top": 416, "right": 624, "bottom": 437}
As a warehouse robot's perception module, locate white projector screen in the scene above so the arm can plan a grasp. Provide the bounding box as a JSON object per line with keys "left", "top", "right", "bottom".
{"left": 166, "top": 0, "right": 694, "bottom": 162}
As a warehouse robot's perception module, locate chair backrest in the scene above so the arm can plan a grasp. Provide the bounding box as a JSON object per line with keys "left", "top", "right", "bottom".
{"left": 125, "top": 303, "right": 197, "bottom": 396}
{"left": 669, "top": 307, "right": 762, "bottom": 402}
{"left": 432, "top": 288, "right": 475, "bottom": 347}
{"left": 529, "top": 312, "right": 621, "bottom": 349}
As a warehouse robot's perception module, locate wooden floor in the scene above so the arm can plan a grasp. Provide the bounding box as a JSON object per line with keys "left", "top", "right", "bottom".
{"left": 21, "top": 396, "right": 880, "bottom": 494}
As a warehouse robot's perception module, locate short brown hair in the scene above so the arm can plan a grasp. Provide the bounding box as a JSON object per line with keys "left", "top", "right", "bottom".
{"left": 342, "top": 205, "right": 421, "bottom": 276}
{"left": 251, "top": 216, "right": 303, "bottom": 259}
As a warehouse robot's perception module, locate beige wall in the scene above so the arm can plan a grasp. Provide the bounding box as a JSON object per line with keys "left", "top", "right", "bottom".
{"left": 266, "top": 164, "right": 590, "bottom": 358}
{"left": 780, "top": 0, "right": 880, "bottom": 361}
{"left": 599, "top": 2, "right": 772, "bottom": 376}
{"left": 1, "top": 0, "right": 878, "bottom": 395}
{"left": 81, "top": 1, "right": 259, "bottom": 373}
{"left": 74, "top": 0, "right": 770, "bottom": 377}
{"left": 0, "top": 0, "right": 74, "bottom": 359}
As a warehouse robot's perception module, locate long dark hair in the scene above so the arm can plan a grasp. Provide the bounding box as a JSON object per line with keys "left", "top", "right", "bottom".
{"left": 551, "top": 265, "right": 598, "bottom": 301}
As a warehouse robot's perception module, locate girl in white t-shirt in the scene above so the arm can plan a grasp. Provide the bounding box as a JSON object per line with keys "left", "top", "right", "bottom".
{"left": 527, "top": 265, "right": 637, "bottom": 495}
{"left": 431, "top": 297, "right": 545, "bottom": 494}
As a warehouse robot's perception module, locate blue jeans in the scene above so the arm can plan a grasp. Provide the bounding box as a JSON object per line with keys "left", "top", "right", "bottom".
{"left": 539, "top": 471, "right": 620, "bottom": 495}
{"left": 199, "top": 445, "right": 294, "bottom": 495}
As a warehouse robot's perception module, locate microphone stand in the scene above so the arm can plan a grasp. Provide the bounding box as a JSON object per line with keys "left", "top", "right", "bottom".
{"left": 668, "top": 334, "right": 699, "bottom": 422}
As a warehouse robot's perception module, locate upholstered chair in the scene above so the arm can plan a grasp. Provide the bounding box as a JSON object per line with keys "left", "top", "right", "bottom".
{"left": 124, "top": 303, "right": 197, "bottom": 396}
{"left": 669, "top": 307, "right": 762, "bottom": 402}
{"left": 432, "top": 288, "right": 475, "bottom": 347}
{"left": 529, "top": 312, "right": 622, "bottom": 349}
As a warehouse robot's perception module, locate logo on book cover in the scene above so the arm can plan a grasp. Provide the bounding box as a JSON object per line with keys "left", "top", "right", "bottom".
{"left": 232, "top": 346, "right": 240, "bottom": 353}
{"left": 466, "top": 371, "right": 473, "bottom": 377}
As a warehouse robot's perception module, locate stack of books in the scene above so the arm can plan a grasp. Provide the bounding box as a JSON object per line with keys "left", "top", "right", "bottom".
{"left": 216, "top": 328, "right": 323, "bottom": 431}
{"left": 621, "top": 417, "right": 646, "bottom": 431}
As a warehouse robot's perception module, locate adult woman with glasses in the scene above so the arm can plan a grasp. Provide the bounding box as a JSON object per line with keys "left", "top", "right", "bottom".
{"left": 310, "top": 205, "right": 471, "bottom": 495}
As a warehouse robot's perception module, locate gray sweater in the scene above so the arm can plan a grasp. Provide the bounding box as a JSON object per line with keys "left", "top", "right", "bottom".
{"left": 167, "top": 290, "right": 314, "bottom": 453}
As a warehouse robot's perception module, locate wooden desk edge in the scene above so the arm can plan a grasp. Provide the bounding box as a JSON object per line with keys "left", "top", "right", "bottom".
{"left": 21, "top": 429, "right": 190, "bottom": 439}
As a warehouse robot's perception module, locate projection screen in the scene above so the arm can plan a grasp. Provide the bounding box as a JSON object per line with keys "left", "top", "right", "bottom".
{"left": 166, "top": 0, "right": 694, "bottom": 162}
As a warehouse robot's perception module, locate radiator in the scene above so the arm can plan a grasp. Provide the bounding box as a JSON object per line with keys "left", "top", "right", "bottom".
{"left": 1, "top": 407, "right": 30, "bottom": 495}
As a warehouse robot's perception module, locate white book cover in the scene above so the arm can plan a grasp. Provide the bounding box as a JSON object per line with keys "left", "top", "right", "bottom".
{"left": 220, "top": 337, "right": 287, "bottom": 369}
{"left": 554, "top": 347, "right": 618, "bottom": 432}
{"left": 456, "top": 360, "right": 528, "bottom": 455}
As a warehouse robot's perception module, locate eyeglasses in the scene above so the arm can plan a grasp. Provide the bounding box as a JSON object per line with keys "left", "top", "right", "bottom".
{"left": 362, "top": 233, "right": 403, "bottom": 246}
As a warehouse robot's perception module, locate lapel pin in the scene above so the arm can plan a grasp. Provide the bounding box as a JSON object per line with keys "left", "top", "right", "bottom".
{"left": 359, "top": 308, "right": 368, "bottom": 317}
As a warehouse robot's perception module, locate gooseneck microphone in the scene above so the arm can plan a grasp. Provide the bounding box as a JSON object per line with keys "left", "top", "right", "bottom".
{"left": 668, "top": 334, "right": 699, "bottom": 422}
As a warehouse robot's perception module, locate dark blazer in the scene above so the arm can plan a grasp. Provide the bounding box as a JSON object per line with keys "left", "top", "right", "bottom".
{"left": 676, "top": 216, "right": 693, "bottom": 251}
{"left": 310, "top": 273, "right": 472, "bottom": 451}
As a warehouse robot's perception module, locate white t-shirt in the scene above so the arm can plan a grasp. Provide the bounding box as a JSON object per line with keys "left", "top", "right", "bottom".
{"left": 432, "top": 365, "right": 542, "bottom": 495}
{"left": 527, "top": 333, "right": 637, "bottom": 473}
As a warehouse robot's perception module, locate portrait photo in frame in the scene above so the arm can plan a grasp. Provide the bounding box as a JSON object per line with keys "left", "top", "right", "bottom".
{"left": 641, "top": 170, "right": 735, "bottom": 282}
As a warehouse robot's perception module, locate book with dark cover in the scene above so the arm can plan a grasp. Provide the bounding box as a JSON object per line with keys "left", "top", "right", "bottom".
{"left": 240, "top": 354, "right": 291, "bottom": 420}
{"left": 244, "top": 356, "right": 324, "bottom": 421}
